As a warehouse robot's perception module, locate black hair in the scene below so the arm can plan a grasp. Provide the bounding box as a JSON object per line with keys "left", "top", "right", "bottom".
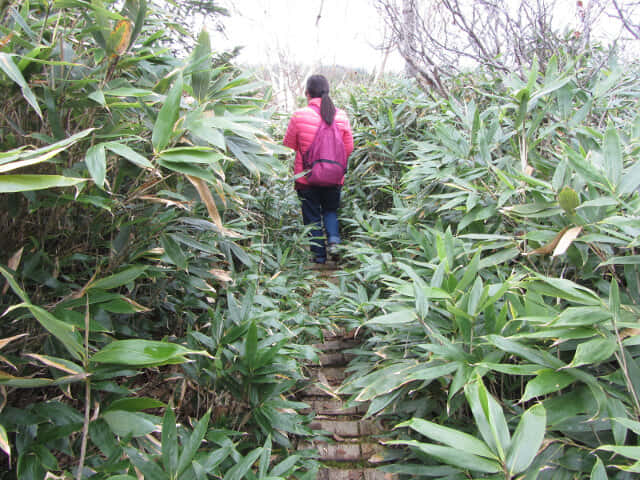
{"left": 306, "top": 74, "right": 336, "bottom": 125}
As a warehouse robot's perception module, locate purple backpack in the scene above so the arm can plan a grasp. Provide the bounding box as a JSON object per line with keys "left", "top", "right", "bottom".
{"left": 302, "top": 105, "right": 347, "bottom": 186}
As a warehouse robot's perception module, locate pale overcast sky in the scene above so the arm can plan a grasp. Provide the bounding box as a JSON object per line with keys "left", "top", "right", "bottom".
{"left": 217, "top": 0, "right": 404, "bottom": 71}
{"left": 211, "top": 1, "right": 638, "bottom": 71}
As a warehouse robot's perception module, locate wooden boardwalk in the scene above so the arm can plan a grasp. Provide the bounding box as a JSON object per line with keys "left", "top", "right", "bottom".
{"left": 295, "top": 273, "right": 399, "bottom": 480}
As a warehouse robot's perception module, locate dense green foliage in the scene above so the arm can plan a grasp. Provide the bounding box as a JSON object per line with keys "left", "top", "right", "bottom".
{"left": 2, "top": 1, "right": 640, "bottom": 479}
{"left": 0, "top": 1, "right": 323, "bottom": 478}
{"left": 323, "top": 54, "right": 640, "bottom": 478}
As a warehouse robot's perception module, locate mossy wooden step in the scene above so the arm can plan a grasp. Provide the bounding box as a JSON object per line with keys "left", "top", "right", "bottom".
{"left": 317, "top": 468, "right": 397, "bottom": 480}
{"left": 313, "top": 352, "right": 354, "bottom": 367}
{"left": 299, "top": 397, "right": 368, "bottom": 416}
{"left": 303, "top": 384, "right": 348, "bottom": 398}
{"left": 301, "top": 441, "right": 384, "bottom": 462}
{"left": 310, "top": 419, "right": 383, "bottom": 437}
{"left": 308, "top": 366, "right": 348, "bottom": 385}
{"left": 313, "top": 339, "right": 360, "bottom": 352}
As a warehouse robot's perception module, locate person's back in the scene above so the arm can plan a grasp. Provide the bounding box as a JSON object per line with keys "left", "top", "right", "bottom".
{"left": 283, "top": 74, "right": 354, "bottom": 264}
{"left": 283, "top": 98, "right": 353, "bottom": 190}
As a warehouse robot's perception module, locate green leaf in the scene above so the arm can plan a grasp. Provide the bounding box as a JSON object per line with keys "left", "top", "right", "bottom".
{"left": 522, "top": 369, "right": 576, "bottom": 402}
{"left": 465, "top": 377, "right": 510, "bottom": 461}
{"left": 355, "top": 363, "right": 456, "bottom": 403}
{"left": 103, "top": 410, "right": 158, "bottom": 437}
{"left": 0, "top": 53, "right": 43, "bottom": 119}
{"left": 92, "top": 339, "right": 203, "bottom": 366}
{"left": 590, "top": 457, "right": 608, "bottom": 480}
{"left": 0, "top": 175, "right": 87, "bottom": 193}
{"left": 506, "top": 403, "right": 546, "bottom": 475}
{"left": 244, "top": 321, "right": 258, "bottom": 369}
{"left": 124, "top": 446, "right": 168, "bottom": 480}
{"left": 177, "top": 410, "right": 211, "bottom": 476}
{"left": 158, "top": 148, "right": 223, "bottom": 165}
{"left": 599, "top": 255, "right": 640, "bottom": 266}
{"left": 597, "top": 445, "right": 640, "bottom": 461}
{"left": 488, "top": 335, "right": 562, "bottom": 369}
{"left": 86, "top": 143, "right": 107, "bottom": 188}
{"left": 457, "top": 251, "right": 480, "bottom": 293}
{"left": 0, "top": 424, "right": 10, "bottom": 460}
{"left": 105, "top": 142, "right": 153, "bottom": 169}
{"left": 620, "top": 159, "right": 640, "bottom": 195}
{"left": 467, "top": 276, "right": 484, "bottom": 316}
{"left": 106, "top": 397, "right": 166, "bottom": 412}
{"left": 225, "top": 447, "right": 263, "bottom": 480}
{"left": 387, "top": 440, "right": 501, "bottom": 473}
{"left": 258, "top": 435, "right": 272, "bottom": 479}
{"left": 569, "top": 337, "right": 617, "bottom": 367}
{"left": 550, "top": 306, "right": 611, "bottom": 327}
{"left": 21, "top": 304, "right": 84, "bottom": 361}
{"left": 528, "top": 276, "right": 602, "bottom": 306}
{"left": 514, "top": 88, "right": 529, "bottom": 130}
{"left": 270, "top": 453, "right": 300, "bottom": 476}
{"left": 191, "top": 29, "right": 212, "bottom": 102}
{"left": 161, "top": 234, "right": 188, "bottom": 269}
{"left": 162, "top": 408, "right": 178, "bottom": 477}
{"left": 397, "top": 417, "right": 498, "bottom": 460}
{"left": 184, "top": 112, "right": 226, "bottom": 149}
{"left": 603, "top": 124, "right": 622, "bottom": 190}
{"left": 88, "top": 266, "right": 147, "bottom": 290}
{"left": 365, "top": 309, "right": 417, "bottom": 325}
{"left": 153, "top": 74, "right": 184, "bottom": 151}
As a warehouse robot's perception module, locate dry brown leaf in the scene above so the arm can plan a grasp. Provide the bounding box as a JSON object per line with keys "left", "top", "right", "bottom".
{"left": 2, "top": 247, "right": 24, "bottom": 294}
{"left": 0, "top": 354, "right": 17, "bottom": 371}
{"left": 526, "top": 227, "right": 569, "bottom": 256}
{"left": 552, "top": 226, "right": 583, "bottom": 257}
{"left": 26, "top": 354, "right": 83, "bottom": 375}
{"left": 316, "top": 371, "right": 340, "bottom": 400}
{"left": 368, "top": 454, "right": 386, "bottom": 464}
{"left": 270, "top": 271, "right": 282, "bottom": 281}
{"left": 138, "top": 195, "right": 192, "bottom": 210}
{"left": 620, "top": 328, "right": 640, "bottom": 339}
{"left": 120, "top": 296, "right": 151, "bottom": 312}
{"left": 209, "top": 269, "right": 233, "bottom": 283}
{"left": 187, "top": 175, "right": 241, "bottom": 238}
{"left": 0, "top": 333, "right": 27, "bottom": 350}
{"left": 111, "top": 19, "right": 132, "bottom": 56}
{"left": 0, "top": 32, "right": 14, "bottom": 49}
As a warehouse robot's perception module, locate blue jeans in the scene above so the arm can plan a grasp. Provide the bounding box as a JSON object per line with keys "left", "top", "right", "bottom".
{"left": 298, "top": 187, "right": 341, "bottom": 263}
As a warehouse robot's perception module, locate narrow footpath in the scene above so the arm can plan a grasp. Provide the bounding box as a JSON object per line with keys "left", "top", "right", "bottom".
{"left": 296, "top": 266, "right": 398, "bottom": 480}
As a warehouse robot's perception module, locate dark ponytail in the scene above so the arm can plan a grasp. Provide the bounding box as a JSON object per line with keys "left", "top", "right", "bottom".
{"left": 306, "top": 74, "right": 336, "bottom": 125}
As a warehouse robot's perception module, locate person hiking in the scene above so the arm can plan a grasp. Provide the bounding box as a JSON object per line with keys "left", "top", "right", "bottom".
{"left": 283, "top": 74, "right": 354, "bottom": 265}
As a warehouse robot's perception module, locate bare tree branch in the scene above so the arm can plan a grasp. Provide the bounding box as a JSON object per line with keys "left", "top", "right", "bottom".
{"left": 612, "top": 0, "right": 640, "bottom": 40}
{"left": 374, "top": 0, "right": 639, "bottom": 91}
{"left": 315, "top": 0, "right": 325, "bottom": 27}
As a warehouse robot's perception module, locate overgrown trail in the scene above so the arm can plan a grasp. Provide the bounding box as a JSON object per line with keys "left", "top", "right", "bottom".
{"left": 294, "top": 265, "right": 397, "bottom": 480}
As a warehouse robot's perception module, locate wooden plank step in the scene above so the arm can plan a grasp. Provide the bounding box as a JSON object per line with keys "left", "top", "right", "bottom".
{"left": 303, "top": 384, "right": 346, "bottom": 398}
{"left": 308, "top": 366, "right": 348, "bottom": 384}
{"left": 300, "top": 397, "right": 368, "bottom": 416}
{"left": 313, "top": 339, "right": 360, "bottom": 352}
{"left": 301, "top": 442, "right": 384, "bottom": 462}
{"left": 314, "top": 352, "right": 354, "bottom": 367}
{"left": 317, "top": 468, "right": 397, "bottom": 480}
{"left": 321, "top": 328, "right": 348, "bottom": 338}
{"left": 310, "top": 419, "right": 383, "bottom": 437}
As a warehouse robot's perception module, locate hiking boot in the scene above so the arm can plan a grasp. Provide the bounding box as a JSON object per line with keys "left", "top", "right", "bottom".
{"left": 328, "top": 243, "right": 339, "bottom": 262}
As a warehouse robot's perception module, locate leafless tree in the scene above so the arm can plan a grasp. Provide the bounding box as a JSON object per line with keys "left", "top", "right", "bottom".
{"left": 611, "top": 0, "right": 640, "bottom": 40}
{"left": 375, "top": 0, "right": 639, "bottom": 93}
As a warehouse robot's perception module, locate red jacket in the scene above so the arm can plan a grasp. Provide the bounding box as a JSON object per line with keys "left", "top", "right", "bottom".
{"left": 283, "top": 97, "right": 354, "bottom": 189}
